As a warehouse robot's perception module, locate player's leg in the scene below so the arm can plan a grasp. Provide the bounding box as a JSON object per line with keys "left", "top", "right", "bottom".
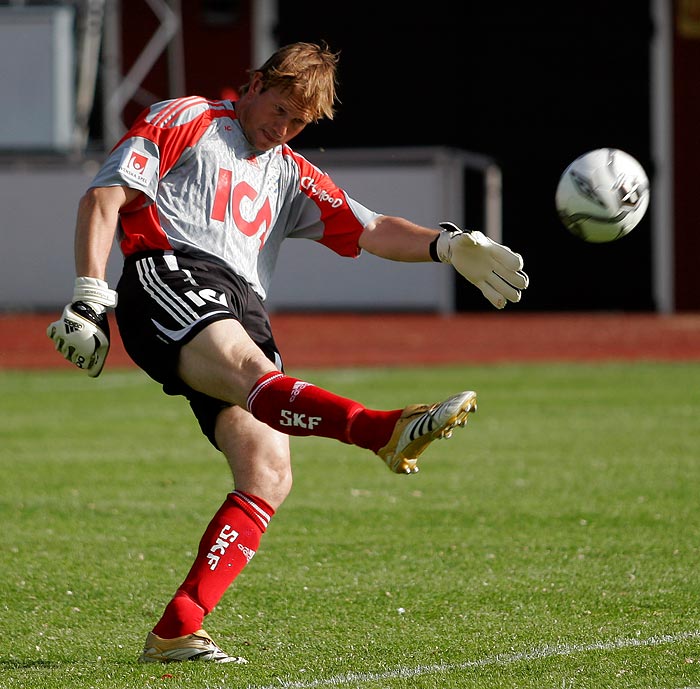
{"left": 215, "top": 404, "right": 292, "bottom": 508}
{"left": 178, "top": 318, "right": 477, "bottom": 473}
{"left": 117, "top": 253, "right": 477, "bottom": 474}
{"left": 140, "top": 408, "right": 289, "bottom": 664}
{"left": 177, "top": 318, "right": 403, "bottom": 449}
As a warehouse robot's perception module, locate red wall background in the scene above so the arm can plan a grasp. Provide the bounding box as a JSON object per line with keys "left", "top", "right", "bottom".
{"left": 119, "top": 0, "right": 253, "bottom": 126}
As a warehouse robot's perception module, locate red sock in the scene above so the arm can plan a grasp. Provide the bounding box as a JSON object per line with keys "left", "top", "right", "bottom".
{"left": 247, "top": 372, "right": 401, "bottom": 451}
{"left": 348, "top": 406, "right": 402, "bottom": 453}
{"left": 152, "top": 490, "right": 274, "bottom": 638}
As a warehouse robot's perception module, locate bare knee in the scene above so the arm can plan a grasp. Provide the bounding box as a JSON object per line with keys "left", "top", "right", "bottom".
{"left": 240, "top": 454, "right": 293, "bottom": 509}
{"left": 215, "top": 406, "right": 292, "bottom": 510}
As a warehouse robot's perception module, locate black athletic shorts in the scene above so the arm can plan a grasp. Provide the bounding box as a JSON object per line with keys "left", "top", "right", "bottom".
{"left": 115, "top": 250, "right": 283, "bottom": 448}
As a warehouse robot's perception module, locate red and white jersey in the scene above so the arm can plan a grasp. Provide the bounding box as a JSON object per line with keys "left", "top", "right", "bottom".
{"left": 90, "top": 96, "right": 380, "bottom": 300}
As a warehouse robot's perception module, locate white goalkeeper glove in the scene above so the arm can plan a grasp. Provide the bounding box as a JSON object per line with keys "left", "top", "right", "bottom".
{"left": 47, "top": 277, "right": 118, "bottom": 378}
{"left": 434, "top": 221, "right": 529, "bottom": 309}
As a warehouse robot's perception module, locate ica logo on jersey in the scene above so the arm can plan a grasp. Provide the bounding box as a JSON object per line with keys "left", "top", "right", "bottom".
{"left": 211, "top": 168, "right": 272, "bottom": 244}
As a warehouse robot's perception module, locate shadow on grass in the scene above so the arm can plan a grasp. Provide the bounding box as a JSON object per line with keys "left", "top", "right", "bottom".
{"left": 0, "top": 659, "right": 63, "bottom": 669}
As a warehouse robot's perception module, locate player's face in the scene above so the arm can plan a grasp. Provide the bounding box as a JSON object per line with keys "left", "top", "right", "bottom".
{"left": 239, "top": 76, "right": 312, "bottom": 151}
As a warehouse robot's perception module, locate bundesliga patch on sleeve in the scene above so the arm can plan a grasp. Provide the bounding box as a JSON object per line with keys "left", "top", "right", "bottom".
{"left": 117, "top": 147, "right": 158, "bottom": 186}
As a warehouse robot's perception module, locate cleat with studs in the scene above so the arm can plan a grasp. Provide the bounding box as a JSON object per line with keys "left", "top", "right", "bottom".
{"left": 377, "top": 390, "right": 477, "bottom": 474}
{"left": 138, "top": 629, "right": 248, "bottom": 664}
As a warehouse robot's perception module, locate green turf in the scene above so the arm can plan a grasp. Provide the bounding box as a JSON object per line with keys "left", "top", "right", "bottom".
{"left": 1, "top": 362, "right": 699, "bottom": 689}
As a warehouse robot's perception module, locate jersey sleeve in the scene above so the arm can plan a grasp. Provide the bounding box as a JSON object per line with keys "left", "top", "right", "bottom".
{"left": 282, "top": 148, "right": 381, "bottom": 258}
{"left": 89, "top": 97, "right": 219, "bottom": 200}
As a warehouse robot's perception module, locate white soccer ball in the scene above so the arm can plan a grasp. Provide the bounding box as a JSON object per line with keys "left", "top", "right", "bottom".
{"left": 555, "top": 148, "right": 650, "bottom": 243}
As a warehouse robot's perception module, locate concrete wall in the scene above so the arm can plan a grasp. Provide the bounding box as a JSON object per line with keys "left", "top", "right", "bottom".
{"left": 0, "top": 6, "right": 75, "bottom": 152}
{"left": 0, "top": 160, "right": 123, "bottom": 311}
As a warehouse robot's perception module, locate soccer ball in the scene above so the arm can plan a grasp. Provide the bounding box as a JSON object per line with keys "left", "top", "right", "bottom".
{"left": 555, "top": 148, "right": 650, "bottom": 243}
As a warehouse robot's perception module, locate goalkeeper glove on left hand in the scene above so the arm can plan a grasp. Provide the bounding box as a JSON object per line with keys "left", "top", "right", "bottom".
{"left": 46, "top": 277, "right": 118, "bottom": 378}
{"left": 435, "top": 221, "right": 529, "bottom": 309}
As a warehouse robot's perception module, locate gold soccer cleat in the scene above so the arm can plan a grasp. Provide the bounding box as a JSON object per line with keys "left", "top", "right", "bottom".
{"left": 138, "top": 629, "right": 248, "bottom": 664}
{"left": 377, "top": 391, "right": 477, "bottom": 474}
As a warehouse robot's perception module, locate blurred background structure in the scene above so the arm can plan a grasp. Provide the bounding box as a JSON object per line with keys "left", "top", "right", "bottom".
{"left": 0, "top": 0, "right": 697, "bottom": 313}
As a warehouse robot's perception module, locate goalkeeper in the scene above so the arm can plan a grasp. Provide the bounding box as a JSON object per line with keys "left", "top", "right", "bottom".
{"left": 47, "top": 42, "right": 528, "bottom": 664}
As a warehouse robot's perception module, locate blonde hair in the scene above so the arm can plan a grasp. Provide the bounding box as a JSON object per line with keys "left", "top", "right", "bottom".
{"left": 244, "top": 42, "right": 339, "bottom": 122}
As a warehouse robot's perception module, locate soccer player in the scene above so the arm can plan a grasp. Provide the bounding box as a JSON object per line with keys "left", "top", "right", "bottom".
{"left": 47, "top": 42, "right": 528, "bottom": 663}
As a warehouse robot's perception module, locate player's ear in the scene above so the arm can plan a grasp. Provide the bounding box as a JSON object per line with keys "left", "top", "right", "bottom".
{"left": 249, "top": 72, "right": 264, "bottom": 94}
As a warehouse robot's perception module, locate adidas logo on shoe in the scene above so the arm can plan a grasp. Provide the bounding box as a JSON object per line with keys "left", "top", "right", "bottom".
{"left": 377, "top": 390, "right": 477, "bottom": 474}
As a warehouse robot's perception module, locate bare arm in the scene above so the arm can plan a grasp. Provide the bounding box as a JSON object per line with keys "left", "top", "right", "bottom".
{"left": 75, "top": 185, "right": 141, "bottom": 278}
{"left": 359, "top": 215, "right": 529, "bottom": 310}
{"left": 48, "top": 184, "right": 141, "bottom": 377}
{"left": 357, "top": 215, "right": 439, "bottom": 262}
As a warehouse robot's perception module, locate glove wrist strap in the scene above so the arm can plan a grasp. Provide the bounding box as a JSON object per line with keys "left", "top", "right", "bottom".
{"left": 435, "top": 230, "right": 454, "bottom": 264}
{"left": 429, "top": 236, "right": 440, "bottom": 262}
{"left": 73, "top": 277, "right": 118, "bottom": 308}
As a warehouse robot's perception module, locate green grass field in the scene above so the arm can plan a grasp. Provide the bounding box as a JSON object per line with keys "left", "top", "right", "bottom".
{"left": 2, "top": 362, "right": 700, "bottom": 689}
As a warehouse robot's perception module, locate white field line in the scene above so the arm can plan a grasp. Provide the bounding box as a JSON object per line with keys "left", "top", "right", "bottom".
{"left": 240, "top": 630, "right": 700, "bottom": 689}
